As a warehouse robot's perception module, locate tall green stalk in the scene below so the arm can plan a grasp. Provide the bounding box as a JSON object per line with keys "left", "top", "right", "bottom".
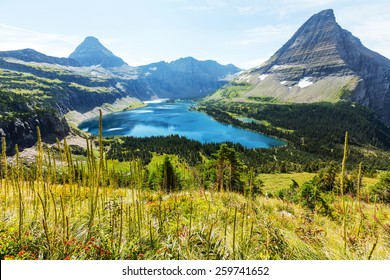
{"left": 99, "top": 109, "right": 104, "bottom": 179}
{"left": 340, "top": 131, "right": 348, "bottom": 253}
{"left": 2, "top": 137, "right": 8, "bottom": 213}
{"left": 86, "top": 110, "right": 104, "bottom": 241}
{"left": 357, "top": 162, "right": 362, "bottom": 210}
{"left": 1, "top": 137, "right": 7, "bottom": 181}
{"left": 36, "top": 127, "right": 43, "bottom": 185}
{"left": 15, "top": 145, "right": 23, "bottom": 241}
{"left": 232, "top": 206, "right": 237, "bottom": 260}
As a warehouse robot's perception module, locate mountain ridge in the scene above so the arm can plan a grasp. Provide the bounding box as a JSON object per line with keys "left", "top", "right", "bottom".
{"left": 0, "top": 38, "right": 241, "bottom": 153}
{"left": 139, "top": 56, "right": 241, "bottom": 98}
{"left": 210, "top": 9, "right": 390, "bottom": 125}
{"left": 0, "top": 48, "right": 80, "bottom": 66}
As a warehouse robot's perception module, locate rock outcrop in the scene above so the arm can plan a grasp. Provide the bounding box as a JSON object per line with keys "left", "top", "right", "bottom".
{"left": 0, "top": 93, "right": 69, "bottom": 154}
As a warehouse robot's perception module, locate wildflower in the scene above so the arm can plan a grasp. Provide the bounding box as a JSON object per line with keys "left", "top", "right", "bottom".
{"left": 17, "top": 250, "right": 26, "bottom": 257}
{"left": 83, "top": 246, "right": 90, "bottom": 251}
{"left": 137, "top": 253, "right": 145, "bottom": 259}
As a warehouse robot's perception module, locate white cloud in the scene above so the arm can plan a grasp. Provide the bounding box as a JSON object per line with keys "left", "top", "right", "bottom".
{"left": 0, "top": 23, "right": 78, "bottom": 57}
{"left": 335, "top": 5, "right": 390, "bottom": 59}
{"left": 240, "top": 58, "right": 268, "bottom": 70}
{"left": 349, "top": 20, "right": 390, "bottom": 59}
{"left": 180, "top": 0, "right": 270, "bottom": 15}
{"left": 181, "top": 0, "right": 338, "bottom": 16}
{"left": 235, "top": 24, "right": 298, "bottom": 46}
{"left": 121, "top": 56, "right": 156, "bottom": 67}
{"left": 279, "top": 0, "right": 337, "bottom": 8}
{"left": 181, "top": 0, "right": 232, "bottom": 12}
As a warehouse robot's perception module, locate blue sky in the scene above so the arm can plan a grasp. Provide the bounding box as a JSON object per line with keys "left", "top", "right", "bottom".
{"left": 0, "top": 0, "right": 389, "bottom": 69}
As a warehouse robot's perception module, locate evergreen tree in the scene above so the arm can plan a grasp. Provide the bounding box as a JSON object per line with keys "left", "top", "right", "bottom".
{"left": 154, "top": 156, "right": 182, "bottom": 193}
{"left": 214, "top": 144, "right": 245, "bottom": 193}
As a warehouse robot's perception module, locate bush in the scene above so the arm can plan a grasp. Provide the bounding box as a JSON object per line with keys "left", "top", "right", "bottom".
{"left": 370, "top": 172, "right": 390, "bottom": 203}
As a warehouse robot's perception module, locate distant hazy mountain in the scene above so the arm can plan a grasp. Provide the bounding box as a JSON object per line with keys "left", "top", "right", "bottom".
{"left": 69, "top": 36, "right": 126, "bottom": 68}
{"left": 209, "top": 9, "right": 390, "bottom": 125}
{"left": 0, "top": 48, "right": 80, "bottom": 66}
{"left": 140, "top": 57, "right": 241, "bottom": 98}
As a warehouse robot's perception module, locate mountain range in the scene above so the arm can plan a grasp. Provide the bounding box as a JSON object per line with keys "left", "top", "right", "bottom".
{"left": 208, "top": 9, "right": 390, "bottom": 126}
{"left": 0, "top": 38, "right": 240, "bottom": 152}
{"left": 1, "top": 8, "right": 390, "bottom": 154}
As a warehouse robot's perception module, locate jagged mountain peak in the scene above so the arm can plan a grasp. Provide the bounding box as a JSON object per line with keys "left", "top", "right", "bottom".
{"left": 254, "top": 8, "right": 390, "bottom": 79}
{"left": 211, "top": 9, "right": 390, "bottom": 125}
{"left": 311, "top": 9, "right": 335, "bottom": 20}
{"left": 69, "top": 36, "right": 126, "bottom": 68}
{"left": 254, "top": 9, "right": 348, "bottom": 77}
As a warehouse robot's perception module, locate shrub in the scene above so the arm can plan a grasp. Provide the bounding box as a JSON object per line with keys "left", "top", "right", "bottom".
{"left": 370, "top": 172, "right": 390, "bottom": 203}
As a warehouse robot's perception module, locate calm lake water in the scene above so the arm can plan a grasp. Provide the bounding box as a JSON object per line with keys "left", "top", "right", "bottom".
{"left": 79, "top": 100, "right": 285, "bottom": 148}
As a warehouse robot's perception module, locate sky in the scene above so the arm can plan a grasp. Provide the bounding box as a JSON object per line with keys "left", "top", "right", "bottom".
{"left": 0, "top": 0, "right": 389, "bottom": 69}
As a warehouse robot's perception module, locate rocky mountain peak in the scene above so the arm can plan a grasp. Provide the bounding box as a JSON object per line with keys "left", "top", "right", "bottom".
{"left": 255, "top": 9, "right": 348, "bottom": 78}
{"left": 69, "top": 36, "right": 126, "bottom": 68}
{"left": 216, "top": 9, "right": 390, "bottom": 125}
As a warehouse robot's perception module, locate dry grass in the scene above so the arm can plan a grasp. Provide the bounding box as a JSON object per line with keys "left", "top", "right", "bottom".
{"left": 0, "top": 127, "right": 389, "bottom": 260}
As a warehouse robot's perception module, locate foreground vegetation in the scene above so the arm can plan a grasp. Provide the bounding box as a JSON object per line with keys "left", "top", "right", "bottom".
{"left": 1, "top": 118, "right": 389, "bottom": 260}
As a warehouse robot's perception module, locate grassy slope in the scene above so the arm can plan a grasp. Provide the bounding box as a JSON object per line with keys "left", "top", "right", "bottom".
{"left": 0, "top": 59, "right": 140, "bottom": 112}
{"left": 1, "top": 62, "right": 389, "bottom": 259}
{"left": 207, "top": 73, "right": 359, "bottom": 104}
{"left": 1, "top": 180, "right": 388, "bottom": 260}
{"left": 1, "top": 148, "right": 389, "bottom": 260}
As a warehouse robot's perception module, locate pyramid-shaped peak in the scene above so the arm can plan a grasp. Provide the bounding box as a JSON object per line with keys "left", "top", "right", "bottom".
{"left": 302, "top": 9, "right": 337, "bottom": 28}
{"left": 314, "top": 9, "right": 335, "bottom": 19}
{"left": 238, "top": 9, "right": 390, "bottom": 125}
{"left": 81, "top": 36, "right": 104, "bottom": 47}
{"left": 69, "top": 36, "right": 126, "bottom": 68}
{"left": 84, "top": 36, "right": 100, "bottom": 42}
{"left": 253, "top": 8, "right": 346, "bottom": 76}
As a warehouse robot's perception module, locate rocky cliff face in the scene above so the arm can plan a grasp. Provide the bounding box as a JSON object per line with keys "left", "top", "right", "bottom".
{"left": 255, "top": 10, "right": 350, "bottom": 78}
{"left": 214, "top": 9, "right": 390, "bottom": 125}
{"left": 0, "top": 91, "right": 69, "bottom": 154}
{"left": 0, "top": 112, "right": 69, "bottom": 154}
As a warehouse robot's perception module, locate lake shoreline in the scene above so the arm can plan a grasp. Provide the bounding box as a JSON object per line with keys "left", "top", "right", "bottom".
{"left": 79, "top": 99, "right": 285, "bottom": 149}
{"left": 65, "top": 96, "right": 146, "bottom": 128}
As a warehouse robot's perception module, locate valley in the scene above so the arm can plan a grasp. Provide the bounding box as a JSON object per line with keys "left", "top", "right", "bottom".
{"left": 0, "top": 38, "right": 240, "bottom": 154}
{"left": 0, "top": 8, "right": 390, "bottom": 261}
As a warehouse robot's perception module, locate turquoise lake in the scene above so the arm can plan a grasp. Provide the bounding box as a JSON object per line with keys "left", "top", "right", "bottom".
{"left": 78, "top": 100, "right": 285, "bottom": 148}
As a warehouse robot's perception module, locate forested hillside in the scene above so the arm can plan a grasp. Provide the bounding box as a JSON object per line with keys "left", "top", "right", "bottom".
{"left": 196, "top": 101, "right": 390, "bottom": 171}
